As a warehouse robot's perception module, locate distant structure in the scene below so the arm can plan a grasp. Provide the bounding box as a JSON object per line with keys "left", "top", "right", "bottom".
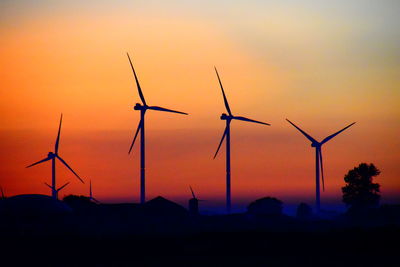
{"left": 89, "top": 180, "right": 99, "bottom": 203}
{"left": 126, "top": 53, "right": 188, "bottom": 204}
{"left": 44, "top": 181, "right": 69, "bottom": 200}
{"left": 143, "top": 196, "right": 188, "bottom": 217}
{"left": 26, "top": 114, "right": 85, "bottom": 199}
{"left": 1, "top": 187, "right": 5, "bottom": 199}
{"left": 213, "top": 67, "right": 270, "bottom": 213}
{"left": 286, "top": 119, "right": 355, "bottom": 213}
{"left": 247, "top": 197, "right": 283, "bottom": 216}
{"left": 188, "top": 186, "right": 200, "bottom": 215}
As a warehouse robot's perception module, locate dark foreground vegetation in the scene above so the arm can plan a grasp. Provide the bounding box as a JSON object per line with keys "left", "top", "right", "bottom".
{"left": 1, "top": 194, "right": 399, "bottom": 267}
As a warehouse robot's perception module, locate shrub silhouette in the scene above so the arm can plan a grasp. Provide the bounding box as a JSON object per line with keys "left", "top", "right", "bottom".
{"left": 342, "top": 163, "right": 381, "bottom": 213}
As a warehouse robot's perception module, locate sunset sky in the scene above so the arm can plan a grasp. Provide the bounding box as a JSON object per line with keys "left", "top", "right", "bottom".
{"left": 1, "top": 0, "right": 399, "bottom": 212}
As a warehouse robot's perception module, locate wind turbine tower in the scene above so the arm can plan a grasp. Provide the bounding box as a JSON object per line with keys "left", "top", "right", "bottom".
{"left": 89, "top": 180, "right": 99, "bottom": 203}
{"left": 44, "top": 181, "right": 69, "bottom": 200}
{"left": 286, "top": 119, "right": 355, "bottom": 213}
{"left": 189, "top": 186, "right": 201, "bottom": 215}
{"left": 26, "top": 114, "right": 85, "bottom": 199}
{"left": 213, "top": 67, "right": 270, "bottom": 213}
{"left": 126, "top": 53, "right": 188, "bottom": 204}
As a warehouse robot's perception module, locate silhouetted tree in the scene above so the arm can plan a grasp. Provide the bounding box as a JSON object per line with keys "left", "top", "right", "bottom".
{"left": 342, "top": 163, "right": 380, "bottom": 212}
{"left": 247, "top": 197, "right": 283, "bottom": 216}
{"left": 296, "top": 203, "right": 312, "bottom": 219}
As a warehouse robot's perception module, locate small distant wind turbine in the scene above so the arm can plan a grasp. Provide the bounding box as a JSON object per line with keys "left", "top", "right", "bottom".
{"left": 89, "top": 180, "right": 99, "bottom": 203}
{"left": 26, "top": 114, "right": 84, "bottom": 199}
{"left": 189, "top": 185, "right": 203, "bottom": 215}
{"left": 190, "top": 186, "right": 197, "bottom": 199}
{"left": 213, "top": 67, "right": 270, "bottom": 213}
{"left": 286, "top": 119, "right": 355, "bottom": 213}
{"left": 126, "top": 53, "right": 188, "bottom": 204}
{"left": 44, "top": 181, "right": 69, "bottom": 200}
{"left": 189, "top": 185, "right": 204, "bottom": 201}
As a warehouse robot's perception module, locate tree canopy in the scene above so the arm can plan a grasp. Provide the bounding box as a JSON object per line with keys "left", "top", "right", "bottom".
{"left": 342, "top": 163, "right": 381, "bottom": 211}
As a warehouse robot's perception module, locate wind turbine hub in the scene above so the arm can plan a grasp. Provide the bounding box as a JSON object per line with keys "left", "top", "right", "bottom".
{"left": 311, "top": 142, "right": 320, "bottom": 148}
{"left": 134, "top": 103, "right": 145, "bottom": 110}
{"left": 220, "top": 113, "right": 230, "bottom": 120}
{"left": 48, "top": 152, "right": 55, "bottom": 158}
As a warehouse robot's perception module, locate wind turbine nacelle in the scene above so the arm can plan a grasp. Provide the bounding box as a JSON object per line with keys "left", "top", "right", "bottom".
{"left": 220, "top": 113, "right": 230, "bottom": 120}
{"left": 48, "top": 152, "right": 55, "bottom": 158}
{"left": 134, "top": 103, "right": 144, "bottom": 110}
{"left": 311, "top": 142, "right": 320, "bottom": 147}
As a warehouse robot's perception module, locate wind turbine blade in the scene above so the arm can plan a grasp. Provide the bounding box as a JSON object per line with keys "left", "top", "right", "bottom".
{"left": 44, "top": 182, "right": 52, "bottom": 190}
{"left": 1, "top": 187, "right": 4, "bottom": 199}
{"left": 321, "top": 122, "right": 356, "bottom": 145}
{"left": 286, "top": 119, "right": 317, "bottom": 143}
{"left": 55, "top": 114, "right": 63, "bottom": 154}
{"left": 127, "top": 53, "right": 147, "bottom": 105}
{"left": 90, "top": 180, "right": 92, "bottom": 198}
{"left": 56, "top": 155, "right": 84, "bottom": 184}
{"left": 128, "top": 118, "right": 143, "bottom": 154}
{"left": 318, "top": 148, "right": 325, "bottom": 192}
{"left": 189, "top": 185, "right": 196, "bottom": 199}
{"left": 233, "top": 116, "right": 270, "bottom": 126}
{"left": 214, "top": 67, "right": 232, "bottom": 116}
{"left": 92, "top": 197, "right": 100, "bottom": 203}
{"left": 26, "top": 157, "right": 51, "bottom": 168}
{"left": 147, "top": 106, "right": 188, "bottom": 115}
{"left": 57, "top": 182, "right": 70, "bottom": 192}
{"left": 213, "top": 126, "right": 228, "bottom": 159}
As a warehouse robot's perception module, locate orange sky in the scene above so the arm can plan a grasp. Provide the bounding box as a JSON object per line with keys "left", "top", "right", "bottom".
{"left": 1, "top": 1, "right": 399, "bottom": 211}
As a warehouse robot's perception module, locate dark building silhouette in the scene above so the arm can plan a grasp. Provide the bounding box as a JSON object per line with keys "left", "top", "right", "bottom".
{"left": 247, "top": 197, "right": 283, "bottom": 216}
{"left": 143, "top": 196, "right": 188, "bottom": 217}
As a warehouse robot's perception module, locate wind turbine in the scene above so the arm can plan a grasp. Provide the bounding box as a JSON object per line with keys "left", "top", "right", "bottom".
{"left": 26, "top": 114, "right": 84, "bottom": 199}
{"left": 213, "top": 67, "right": 270, "bottom": 213}
{"left": 286, "top": 119, "right": 355, "bottom": 213}
{"left": 189, "top": 185, "right": 203, "bottom": 215}
{"left": 1, "top": 187, "right": 5, "bottom": 199}
{"left": 126, "top": 53, "right": 188, "bottom": 204}
{"left": 189, "top": 186, "right": 197, "bottom": 200}
{"left": 89, "top": 180, "right": 99, "bottom": 203}
{"left": 44, "top": 181, "right": 69, "bottom": 200}
{"left": 189, "top": 185, "right": 205, "bottom": 202}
